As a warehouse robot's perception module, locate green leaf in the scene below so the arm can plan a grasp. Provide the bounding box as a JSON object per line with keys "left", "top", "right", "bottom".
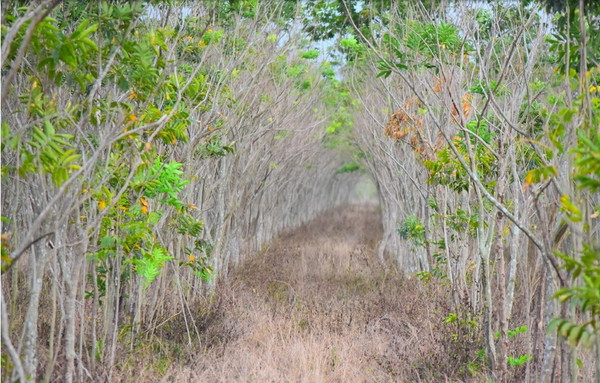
{"left": 559, "top": 194, "right": 582, "bottom": 222}
{"left": 99, "top": 236, "right": 117, "bottom": 250}
{"left": 550, "top": 318, "right": 597, "bottom": 348}
{"left": 524, "top": 165, "right": 557, "bottom": 186}
{"left": 336, "top": 161, "right": 360, "bottom": 174}
{"left": 444, "top": 312, "right": 458, "bottom": 324}
{"left": 301, "top": 49, "right": 319, "bottom": 59}
{"left": 135, "top": 246, "right": 172, "bottom": 287}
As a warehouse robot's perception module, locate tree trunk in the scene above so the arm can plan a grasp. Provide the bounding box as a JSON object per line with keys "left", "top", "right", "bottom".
{"left": 540, "top": 266, "right": 557, "bottom": 383}
{"left": 20, "top": 242, "right": 53, "bottom": 383}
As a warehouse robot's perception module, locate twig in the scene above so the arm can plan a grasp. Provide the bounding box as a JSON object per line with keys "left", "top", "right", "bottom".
{"left": 3, "top": 232, "right": 54, "bottom": 274}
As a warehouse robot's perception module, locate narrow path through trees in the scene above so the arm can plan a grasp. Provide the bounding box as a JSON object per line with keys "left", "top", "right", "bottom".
{"left": 117, "top": 204, "right": 478, "bottom": 383}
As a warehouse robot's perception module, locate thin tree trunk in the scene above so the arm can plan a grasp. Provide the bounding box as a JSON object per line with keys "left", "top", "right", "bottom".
{"left": 20, "top": 243, "right": 51, "bottom": 383}
{"left": 59, "top": 244, "right": 85, "bottom": 383}
{"left": 1, "top": 286, "right": 26, "bottom": 383}
{"left": 540, "top": 266, "right": 557, "bottom": 383}
{"left": 43, "top": 277, "right": 58, "bottom": 383}
{"left": 495, "top": 136, "right": 510, "bottom": 381}
{"left": 107, "top": 250, "right": 123, "bottom": 383}
{"left": 478, "top": 201, "right": 497, "bottom": 373}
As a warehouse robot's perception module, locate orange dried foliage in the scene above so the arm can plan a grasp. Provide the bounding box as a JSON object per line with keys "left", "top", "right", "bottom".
{"left": 384, "top": 109, "right": 412, "bottom": 140}
{"left": 433, "top": 76, "right": 446, "bottom": 93}
{"left": 451, "top": 93, "right": 473, "bottom": 123}
{"left": 385, "top": 98, "right": 438, "bottom": 160}
{"left": 384, "top": 99, "right": 423, "bottom": 140}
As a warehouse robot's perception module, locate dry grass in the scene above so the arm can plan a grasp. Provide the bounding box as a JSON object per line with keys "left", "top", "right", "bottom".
{"left": 115, "top": 204, "right": 487, "bottom": 383}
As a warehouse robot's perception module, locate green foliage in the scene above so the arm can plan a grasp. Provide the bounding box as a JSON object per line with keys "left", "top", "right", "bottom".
{"left": 134, "top": 246, "right": 172, "bottom": 287}
{"left": 320, "top": 61, "right": 336, "bottom": 78}
{"left": 298, "top": 79, "right": 312, "bottom": 90}
{"left": 181, "top": 239, "right": 214, "bottom": 282}
{"left": 336, "top": 161, "right": 360, "bottom": 174}
{"left": 378, "top": 20, "right": 472, "bottom": 77}
{"left": 444, "top": 312, "right": 459, "bottom": 324}
{"left": 559, "top": 194, "right": 582, "bottom": 222}
{"left": 22, "top": 121, "right": 81, "bottom": 186}
{"left": 199, "top": 135, "right": 236, "bottom": 158}
{"left": 548, "top": 106, "right": 578, "bottom": 153}
{"left": 376, "top": 31, "right": 408, "bottom": 78}
{"left": 2, "top": 65, "right": 88, "bottom": 187}
{"left": 469, "top": 79, "right": 509, "bottom": 97}
{"left": 202, "top": 29, "right": 224, "bottom": 45}
{"left": 507, "top": 325, "right": 528, "bottom": 338}
{"left": 475, "top": 9, "right": 492, "bottom": 36}
{"left": 415, "top": 270, "right": 433, "bottom": 282}
{"left": 548, "top": 65, "right": 600, "bottom": 351}
{"left": 571, "top": 128, "right": 600, "bottom": 191}
{"left": 339, "top": 36, "right": 365, "bottom": 58}
{"left": 458, "top": 120, "right": 495, "bottom": 146}
{"left": 493, "top": 325, "right": 531, "bottom": 368}
{"left": 439, "top": 308, "right": 486, "bottom": 377}
{"left": 423, "top": 118, "right": 496, "bottom": 193}
{"left": 377, "top": 32, "right": 408, "bottom": 78}
{"left": 546, "top": 6, "right": 600, "bottom": 76}
{"left": 88, "top": 202, "right": 168, "bottom": 292}
{"left": 321, "top": 80, "right": 357, "bottom": 151}
{"left": 3, "top": 11, "right": 99, "bottom": 89}
{"left": 442, "top": 310, "right": 481, "bottom": 343}
{"left": 423, "top": 147, "right": 470, "bottom": 192}
{"left": 1, "top": 5, "right": 358, "bottom": 376}
{"left": 176, "top": 213, "right": 204, "bottom": 237}
{"left": 274, "top": 130, "right": 290, "bottom": 140}
{"left": 507, "top": 354, "right": 532, "bottom": 367}
{"left": 406, "top": 21, "right": 465, "bottom": 59}
{"left": 206, "top": 0, "right": 266, "bottom": 22}
{"left": 495, "top": 325, "right": 528, "bottom": 340}
{"left": 550, "top": 245, "right": 600, "bottom": 348}
{"left": 524, "top": 165, "right": 558, "bottom": 187}
{"left": 550, "top": 317, "right": 598, "bottom": 349}
{"left": 134, "top": 159, "right": 189, "bottom": 209}
{"left": 118, "top": 34, "right": 162, "bottom": 94}
{"left": 443, "top": 208, "right": 479, "bottom": 237}
{"left": 398, "top": 215, "right": 425, "bottom": 246}
{"left": 87, "top": 153, "right": 202, "bottom": 289}
{"left": 466, "top": 348, "right": 488, "bottom": 376}
{"left": 287, "top": 63, "right": 307, "bottom": 78}
{"left": 301, "top": 0, "right": 409, "bottom": 43}
{"left": 302, "top": 0, "right": 346, "bottom": 41}
{"left": 301, "top": 49, "right": 320, "bottom": 59}
{"left": 444, "top": 312, "right": 478, "bottom": 328}
{"left": 325, "top": 121, "right": 342, "bottom": 134}
{"left": 41, "top": 19, "right": 98, "bottom": 71}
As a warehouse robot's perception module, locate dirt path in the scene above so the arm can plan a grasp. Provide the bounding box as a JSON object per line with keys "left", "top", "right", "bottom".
{"left": 147, "top": 205, "right": 461, "bottom": 383}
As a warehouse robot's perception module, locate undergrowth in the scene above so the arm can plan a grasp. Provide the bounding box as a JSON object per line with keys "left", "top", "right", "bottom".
{"left": 113, "top": 204, "right": 490, "bottom": 382}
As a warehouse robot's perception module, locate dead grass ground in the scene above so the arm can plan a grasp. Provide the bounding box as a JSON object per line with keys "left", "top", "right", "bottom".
{"left": 116, "top": 204, "right": 487, "bottom": 382}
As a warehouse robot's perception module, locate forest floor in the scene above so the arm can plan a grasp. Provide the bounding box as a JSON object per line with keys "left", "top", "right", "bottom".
{"left": 117, "top": 204, "right": 484, "bottom": 382}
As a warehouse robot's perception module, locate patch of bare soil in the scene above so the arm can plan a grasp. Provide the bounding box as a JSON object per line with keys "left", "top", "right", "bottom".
{"left": 120, "top": 204, "right": 483, "bottom": 382}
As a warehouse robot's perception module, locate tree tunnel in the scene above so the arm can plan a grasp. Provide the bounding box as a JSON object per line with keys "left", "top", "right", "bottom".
{"left": 2, "top": 1, "right": 599, "bottom": 382}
